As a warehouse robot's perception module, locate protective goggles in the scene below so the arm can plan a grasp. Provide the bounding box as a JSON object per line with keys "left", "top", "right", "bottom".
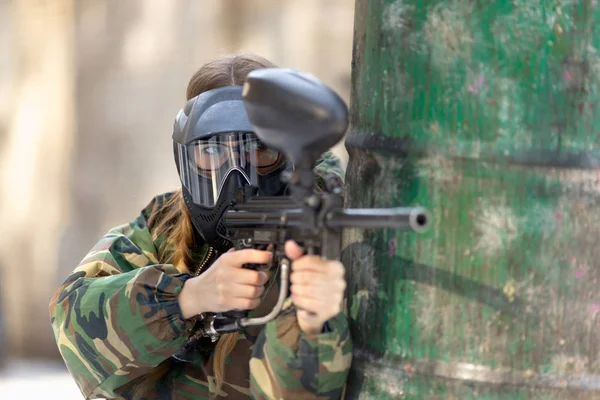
{"left": 175, "top": 132, "right": 284, "bottom": 207}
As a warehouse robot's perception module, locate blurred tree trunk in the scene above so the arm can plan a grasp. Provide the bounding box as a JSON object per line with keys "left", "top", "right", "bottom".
{"left": 345, "top": 0, "right": 600, "bottom": 398}
{"left": 0, "top": 0, "right": 75, "bottom": 358}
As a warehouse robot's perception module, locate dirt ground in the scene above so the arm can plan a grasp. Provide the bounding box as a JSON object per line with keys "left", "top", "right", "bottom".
{"left": 0, "top": 359, "right": 81, "bottom": 399}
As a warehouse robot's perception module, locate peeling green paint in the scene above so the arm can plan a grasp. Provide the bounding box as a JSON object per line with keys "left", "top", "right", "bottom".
{"left": 344, "top": 0, "right": 600, "bottom": 398}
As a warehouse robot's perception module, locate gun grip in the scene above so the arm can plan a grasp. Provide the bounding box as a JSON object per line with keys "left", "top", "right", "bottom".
{"left": 223, "top": 309, "right": 248, "bottom": 319}
{"left": 291, "top": 244, "right": 320, "bottom": 318}
{"left": 242, "top": 263, "right": 263, "bottom": 271}
{"left": 222, "top": 261, "right": 269, "bottom": 319}
{"left": 221, "top": 263, "right": 259, "bottom": 320}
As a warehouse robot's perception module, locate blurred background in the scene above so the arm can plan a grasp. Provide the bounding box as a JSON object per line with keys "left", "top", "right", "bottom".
{"left": 0, "top": 0, "right": 354, "bottom": 397}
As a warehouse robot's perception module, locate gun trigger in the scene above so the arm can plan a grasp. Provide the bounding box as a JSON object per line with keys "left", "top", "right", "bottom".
{"left": 243, "top": 263, "right": 262, "bottom": 271}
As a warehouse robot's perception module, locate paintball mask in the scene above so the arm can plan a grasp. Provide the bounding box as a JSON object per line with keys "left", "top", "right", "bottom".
{"left": 173, "top": 86, "right": 288, "bottom": 252}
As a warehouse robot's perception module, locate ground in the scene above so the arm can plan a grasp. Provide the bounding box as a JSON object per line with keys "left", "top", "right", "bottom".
{"left": 0, "top": 359, "right": 81, "bottom": 399}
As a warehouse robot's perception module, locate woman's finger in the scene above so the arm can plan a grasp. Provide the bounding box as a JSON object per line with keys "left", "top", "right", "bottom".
{"left": 284, "top": 240, "right": 305, "bottom": 260}
{"left": 230, "top": 297, "right": 261, "bottom": 310}
{"left": 224, "top": 282, "right": 265, "bottom": 299}
{"left": 292, "top": 258, "right": 345, "bottom": 278}
{"left": 226, "top": 268, "right": 269, "bottom": 285}
{"left": 290, "top": 295, "right": 322, "bottom": 315}
{"left": 224, "top": 249, "right": 273, "bottom": 267}
{"left": 290, "top": 282, "right": 345, "bottom": 299}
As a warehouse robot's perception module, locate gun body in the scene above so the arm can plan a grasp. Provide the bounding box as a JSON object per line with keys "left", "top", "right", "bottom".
{"left": 226, "top": 193, "right": 427, "bottom": 260}
{"left": 227, "top": 196, "right": 340, "bottom": 261}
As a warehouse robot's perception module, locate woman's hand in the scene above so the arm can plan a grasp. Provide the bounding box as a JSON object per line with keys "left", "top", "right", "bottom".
{"left": 286, "top": 240, "right": 347, "bottom": 335}
{"left": 178, "top": 249, "right": 271, "bottom": 319}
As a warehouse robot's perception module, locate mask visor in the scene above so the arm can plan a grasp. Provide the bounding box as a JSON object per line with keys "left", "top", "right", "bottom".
{"left": 176, "top": 132, "right": 283, "bottom": 207}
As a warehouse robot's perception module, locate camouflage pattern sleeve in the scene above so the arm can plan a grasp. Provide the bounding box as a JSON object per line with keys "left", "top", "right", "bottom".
{"left": 313, "top": 150, "right": 346, "bottom": 194}
{"left": 249, "top": 300, "right": 352, "bottom": 400}
{"left": 49, "top": 195, "right": 194, "bottom": 399}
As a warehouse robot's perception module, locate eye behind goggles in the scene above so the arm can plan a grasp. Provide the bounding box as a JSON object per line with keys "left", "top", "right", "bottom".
{"left": 175, "top": 131, "right": 286, "bottom": 207}
{"left": 190, "top": 132, "right": 283, "bottom": 177}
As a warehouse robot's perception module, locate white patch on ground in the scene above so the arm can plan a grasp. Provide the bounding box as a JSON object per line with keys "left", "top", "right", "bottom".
{"left": 491, "top": 0, "right": 550, "bottom": 57}
{"left": 550, "top": 354, "right": 587, "bottom": 375}
{"left": 382, "top": 1, "right": 413, "bottom": 33}
{"left": 416, "top": 154, "right": 457, "bottom": 183}
{"left": 353, "top": 242, "right": 379, "bottom": 295}
{"left": 0, "top": 359, "right": 81, "bottom": 399}
{"left": 588, "top": 45, "right": 600, "bottom": 82}
{"left": 414, "top": 285, "right": 444, "bottom": 338}
{"left": 493, "top": 77, "right": 531, "bottom": 149}
{"left": 422, "top": 0, "right": 474, "bottom": 70}
{"left": 473, "top": 199, "right": 519, "bottom": 256}
{"left": 371, "top": 153, "right": 409, "bottom": 206}
{"left": 554, "top": 168, "right": 600, "bottom": 195}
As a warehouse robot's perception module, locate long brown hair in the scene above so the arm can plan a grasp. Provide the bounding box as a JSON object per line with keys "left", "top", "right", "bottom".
{"left": 133, "top": 53, "right": 277, "bottom": 400}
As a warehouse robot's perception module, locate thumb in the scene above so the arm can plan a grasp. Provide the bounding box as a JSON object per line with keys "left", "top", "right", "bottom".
{"left": 284, "top": 240, "right": 304, "bottom": 260}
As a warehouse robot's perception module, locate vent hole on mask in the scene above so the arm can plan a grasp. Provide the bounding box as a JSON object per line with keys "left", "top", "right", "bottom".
{"left": 217, "top": 220, "right": 227, "bottom": 235}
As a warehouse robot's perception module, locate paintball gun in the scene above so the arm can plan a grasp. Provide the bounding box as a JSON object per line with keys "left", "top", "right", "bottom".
{"left": 172, "top": 68, "right": 428, "bottom": 362}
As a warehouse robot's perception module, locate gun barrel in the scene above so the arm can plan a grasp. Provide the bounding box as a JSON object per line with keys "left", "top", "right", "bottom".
{"left": 325, "top": 207, "right": 429, "bottom": 232}
{"left": 225, "top": 205, "right": 429, "bottom": 233}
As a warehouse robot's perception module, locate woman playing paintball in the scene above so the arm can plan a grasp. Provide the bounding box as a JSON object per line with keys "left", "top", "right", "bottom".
{"left": 49, "top": 53, "right": 352, "bottom": 400}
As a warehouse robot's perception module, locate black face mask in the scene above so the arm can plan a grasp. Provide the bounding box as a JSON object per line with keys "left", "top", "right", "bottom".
{"left": 181, "top": 162, "right": 288, "bottom": 253}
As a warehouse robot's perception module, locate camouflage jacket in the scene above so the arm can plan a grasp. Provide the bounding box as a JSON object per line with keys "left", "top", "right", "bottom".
{"left": 49, "top": 152, "right": 352, "bottom": 400}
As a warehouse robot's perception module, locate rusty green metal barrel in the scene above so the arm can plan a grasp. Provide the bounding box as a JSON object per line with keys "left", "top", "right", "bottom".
{"left": 344, "top": 0, "right": 600, "bottom": 398}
